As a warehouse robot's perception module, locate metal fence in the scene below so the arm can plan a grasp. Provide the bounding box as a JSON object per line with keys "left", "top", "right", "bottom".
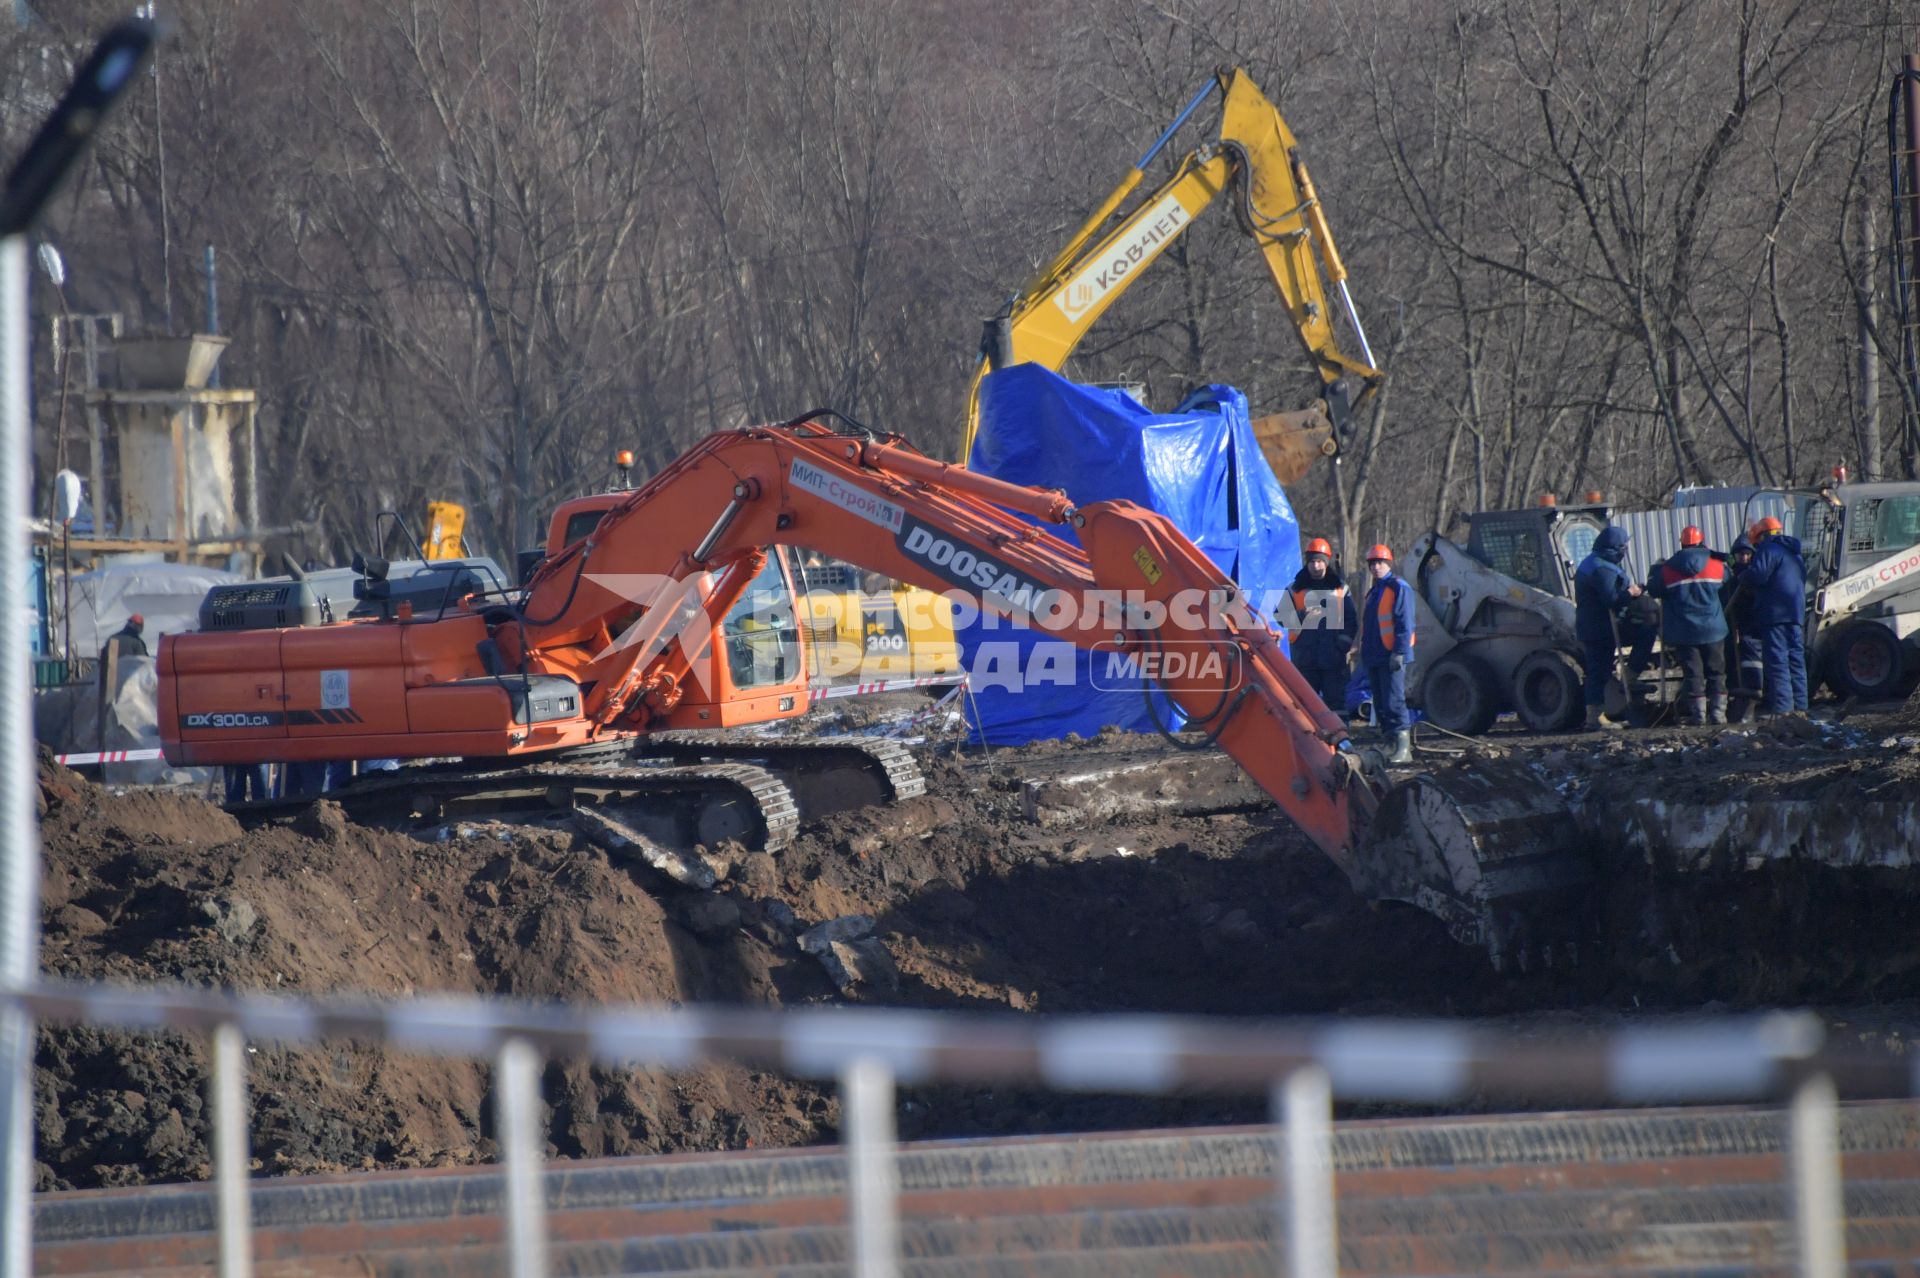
{"left": 11, "top": 979, "right": 1914, "bottom": 1278}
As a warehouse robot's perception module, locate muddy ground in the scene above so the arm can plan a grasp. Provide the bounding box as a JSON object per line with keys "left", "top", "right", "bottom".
{"left": 30, "top": 695, "right": 1920, "bottom": 1190}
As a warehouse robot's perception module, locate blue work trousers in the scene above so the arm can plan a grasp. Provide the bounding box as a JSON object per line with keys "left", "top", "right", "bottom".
{"left": 1298, "top": 663, "right": 1349, "bottom": 716}
{"left": 1367, "top": 661, "right": 1408, "bottom": 733}
{"left": 1582, "top": 627, "right": 1655, "bottom": 706}
{"left": 1728, "top": 632, "right": 1765, "bottom": 698}
{"left": 1581, "top": 637, "right": 1615, "bottom": 707}
{"left": 223, "top": 764, "right": 272, "bottom": 804}
{"left": 1760, "top": 622, "right": 1808, "bottom": 713}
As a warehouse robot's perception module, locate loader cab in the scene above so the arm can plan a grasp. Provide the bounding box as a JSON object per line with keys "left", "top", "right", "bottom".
{"left": 1799, "top": 483, "right": 1920, "bottom": 585}
{"left": 1461, "top": 504, "right": 1607, "bottom": 601}
{"left": 1789, "top": 482, "right": 1920, "bottom": 700}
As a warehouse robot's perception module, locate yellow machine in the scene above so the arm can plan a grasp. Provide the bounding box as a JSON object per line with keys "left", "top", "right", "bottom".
{"left": 421, "top": 501, "right": 468, "bottom": 561}
{"left": 964, "top": 68, "right": 1384, "bottom": 483}
{"left": 798, "top": 564, "right": 962, "bottom": 680}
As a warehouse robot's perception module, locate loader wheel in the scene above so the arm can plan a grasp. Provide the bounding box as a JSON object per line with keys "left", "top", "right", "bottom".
{"left": 1512, "top": 649, "right": 1585, "bottom": 733}
{"left": 1825, "top": 625, "right": 1906, "bottom": 701}
{"left": 1419, "top": 654, "right": 1499, "bottom": 736}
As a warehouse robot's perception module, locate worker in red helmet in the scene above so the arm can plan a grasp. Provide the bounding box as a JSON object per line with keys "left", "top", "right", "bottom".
{"left": 1736, "top": 514, "right": 1808, "bottom": 716}
{"left": 1277, "top": 536, "right": 1358, "bottom": 715}
{"left": 1357, "top": 543, "right": 1415, "bottom": 763}
{"left": 1646, "top": 527, "right": 1728, "bottom": 724}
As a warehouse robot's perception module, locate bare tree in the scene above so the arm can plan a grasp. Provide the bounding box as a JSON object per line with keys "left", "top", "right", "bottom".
{"left": 268, "top": 0, "right": 692, "bottom": 558}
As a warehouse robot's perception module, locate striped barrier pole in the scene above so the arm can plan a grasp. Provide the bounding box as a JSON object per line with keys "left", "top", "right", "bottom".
{"left": 52, "top": 748, "right": 166, "bottom": 766}
{"left": 7, "top": 982, "right": 1915, "bottom": 1105}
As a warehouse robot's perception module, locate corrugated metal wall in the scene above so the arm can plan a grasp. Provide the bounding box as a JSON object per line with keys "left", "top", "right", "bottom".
{"left": 1611, "top": 493, "right": 1793, "bottom": 583}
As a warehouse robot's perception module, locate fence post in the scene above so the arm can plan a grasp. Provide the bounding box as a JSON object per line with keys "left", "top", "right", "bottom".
{"left": 842, "top": 1056, "right": 900, "bottom": 1278}
{"left": 211, "top": 1022, "right": 253, "bottom": 1278}
{"left": 1789, "top": 1072, "right": 1844, "bottom": 1278}
{"left": 497, "top": 1039, "right": 548, "bottom": 1278}
{"left": 0, "top": 232, "right": 40, "bottom": 1278}
{"left": 1276, "top": 1066, "right": 1338, "bottom": 1278}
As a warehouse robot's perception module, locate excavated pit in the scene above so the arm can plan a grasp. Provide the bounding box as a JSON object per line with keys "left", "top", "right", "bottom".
{"left": 26, "top": 694, "right": 1920, "bottom": 1190}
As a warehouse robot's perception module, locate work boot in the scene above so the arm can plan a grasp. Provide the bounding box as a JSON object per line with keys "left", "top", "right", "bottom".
{"left": 1388, "top": 729, "right": 1412, "bottom": 764}
{"left": 1708, "top": 695, "right": 1728, "bottom": 725}
{"left": 1684, "top": 696, "right": 1707, "bottom": 725}
{"left": 1584, "top": 704, "right": 1622, "bottom": 732}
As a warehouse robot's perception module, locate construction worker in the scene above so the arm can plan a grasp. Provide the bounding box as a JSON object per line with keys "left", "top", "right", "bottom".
{"left": 1722, "top": 537, "right": 1764, "bottom": 717}
{"left": 1279, "top": 537, "right": 1358, "bottom": 714}
{"left": 1739, "top": 515, "right": 1809, "bottom": 715}
{"left": 1572, "top": 526, "right": 1643, "bottom": 729}
{"left": 223, "top": 762, "right": 273, "bottom": 805}
{"left": 1646, "top": 526, "right": 1729, "bottom": 724}
{"left": 98, "top": 613, "right": 148, "bottom": 663}
{"left": 1358, "top": 544, "right": 1415, "bottom": 764}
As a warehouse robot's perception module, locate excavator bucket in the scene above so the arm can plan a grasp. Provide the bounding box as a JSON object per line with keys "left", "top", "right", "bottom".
{"left": 1351, "top": 759, "right": 1593, "bottom": 972}
{"left": 1248, "top": 405, "right": 1338, "bottom": 485}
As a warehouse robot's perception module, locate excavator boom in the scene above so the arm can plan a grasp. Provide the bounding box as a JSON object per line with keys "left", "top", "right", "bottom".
{"left": 963, "top": 68, "right": 1384, "bottom": 474}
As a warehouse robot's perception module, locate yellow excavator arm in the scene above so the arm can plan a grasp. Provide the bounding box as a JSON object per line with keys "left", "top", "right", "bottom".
{"left": 421, "top": 500, "right": 467, "bottom": 561}
{"left": 963, "top": 68, "right": 1384, "bottom": 481}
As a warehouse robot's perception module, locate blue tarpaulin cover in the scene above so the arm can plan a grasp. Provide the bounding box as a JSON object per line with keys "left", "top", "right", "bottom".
{"left": 958, "top": 364, "right": 1301, "bottom": 744}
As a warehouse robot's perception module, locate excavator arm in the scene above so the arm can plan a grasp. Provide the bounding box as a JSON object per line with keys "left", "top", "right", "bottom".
{"left": 519, "top": 419, "right": 1376, "bottom": 868}
{"left": 961, "top": 68, "right": 1385, "bottom": 476}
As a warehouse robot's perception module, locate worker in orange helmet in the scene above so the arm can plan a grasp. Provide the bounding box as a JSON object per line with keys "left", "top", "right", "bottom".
{"left": 1645, "top": 526, "right": 1728, "bottom": 724}
{"left": 1276, "top": 537, "right": 1358, "bottom": 715}
{"left": 1736, "top": 514, "right": 1808, "bottom": 716}
{"left": 1357, "top": 543, "right": 1415, "bottom": 763}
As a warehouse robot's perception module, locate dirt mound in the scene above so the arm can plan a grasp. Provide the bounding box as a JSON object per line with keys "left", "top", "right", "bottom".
{"left": 32, "top": 732, "right": 1491, "bottom": 1189}
{"left": 34, "top": 756, "right": 838, "bottom": 1189}
{"left": 32, "top": 718, "right": 1920, "bottom": 1190}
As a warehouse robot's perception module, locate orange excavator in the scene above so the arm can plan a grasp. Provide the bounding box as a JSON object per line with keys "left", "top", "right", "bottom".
{"left": 161, "top": 416, "right": 1579, "bottom": 965}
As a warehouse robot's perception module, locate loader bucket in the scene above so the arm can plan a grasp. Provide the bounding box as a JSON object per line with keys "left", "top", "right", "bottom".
{"left": 1352, "top": 759, "right": 1592, "bottom": 972}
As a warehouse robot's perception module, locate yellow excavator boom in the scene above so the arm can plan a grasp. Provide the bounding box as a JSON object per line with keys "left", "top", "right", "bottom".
{"left": 963, "top": 68, "right": 1384, "bottom": 479}
{"left": 421, "top": 500, "right": 467, "bottom": 561}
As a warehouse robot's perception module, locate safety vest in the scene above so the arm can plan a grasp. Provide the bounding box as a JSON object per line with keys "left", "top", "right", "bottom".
{"left": 1373, "top": 580, "right": 1413, "bottom": 652}
{"left": 1657, "top": 556, "right": 1727, "bottom": 589}
{"left": 1284, "top": 586, "right": 1345, "bottom": 643}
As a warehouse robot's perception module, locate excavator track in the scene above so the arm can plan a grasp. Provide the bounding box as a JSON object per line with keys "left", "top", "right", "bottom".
{"left": 638, "top": 731, "right": 926, "bottom": 821}
{"left": 234, "top": 757, "right": 803, "bottom": 852}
